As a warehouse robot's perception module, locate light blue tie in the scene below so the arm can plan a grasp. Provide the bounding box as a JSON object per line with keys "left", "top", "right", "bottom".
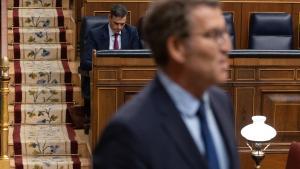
{"left": 197, "top": 102, "right": 220, "bottom": 169}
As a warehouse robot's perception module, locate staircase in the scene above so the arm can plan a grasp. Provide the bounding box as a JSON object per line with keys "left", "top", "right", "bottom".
{"left": 6, "top": 0, "right": 90, "bottom": 168}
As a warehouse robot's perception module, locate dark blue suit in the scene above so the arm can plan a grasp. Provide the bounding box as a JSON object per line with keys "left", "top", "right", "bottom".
{"left": 93, "top": 76, "right": 240, "bottom": 169}
{"left": 81, "top": 23, "right": 141, "bottom": 102}
{"left": 81, "top": 23, "right": 141, "bottom": 71}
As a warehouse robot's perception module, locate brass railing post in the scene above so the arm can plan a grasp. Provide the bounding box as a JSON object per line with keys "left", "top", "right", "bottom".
{"left": 0, "top": 56, "right": 10, "bottom": 168}
{"left": 0, "top": 56, "right": 10, "bottom": 155}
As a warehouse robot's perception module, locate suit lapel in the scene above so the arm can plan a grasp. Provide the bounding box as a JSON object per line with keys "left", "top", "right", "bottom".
{"left": 99, "top": 24, "right": 109, "bottom": 49}
{"left": 121, "top": 26, "right": 129, "bottom": 49}
{"left": 152, "top": 77, "right": 208, "bottom": 169}
{"left": 209, "top": 91, "right": 236, "bottom": 168}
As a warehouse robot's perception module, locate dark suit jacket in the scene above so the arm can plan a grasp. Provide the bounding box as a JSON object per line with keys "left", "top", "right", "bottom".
{"left": 93, "top": 76, "right": 240, "bottom": 169}
{"left": 81, "top": 23, "right": 141, "bottom": 71}
{"left": 80, "top": 23, "right": 141, "bottom": 99}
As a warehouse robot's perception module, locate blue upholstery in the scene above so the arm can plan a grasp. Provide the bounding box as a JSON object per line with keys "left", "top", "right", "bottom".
{"left": 79, "top": 15, "right": 109, "bottom": 68}
{"left": 249, "top": 13, "right": 293, "bottom": 50}
{"left": 223, "top": 12, "right": 236, "bottom": 48}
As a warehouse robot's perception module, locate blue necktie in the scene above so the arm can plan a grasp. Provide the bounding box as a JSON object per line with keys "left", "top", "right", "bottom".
{"left": 197, "top": 102, "right": 220, "bottom": 169}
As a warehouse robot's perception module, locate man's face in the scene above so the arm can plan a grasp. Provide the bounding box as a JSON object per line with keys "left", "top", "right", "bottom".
{"left": 180, "top": 6, "right": 231, "bottom": 87}
{"left": 109, "top": 15, "right": 127, "bottom": 33}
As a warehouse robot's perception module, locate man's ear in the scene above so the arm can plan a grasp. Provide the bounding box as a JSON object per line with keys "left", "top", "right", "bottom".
{"left": 167, "top": 36, "right": 186, "bottom": 64}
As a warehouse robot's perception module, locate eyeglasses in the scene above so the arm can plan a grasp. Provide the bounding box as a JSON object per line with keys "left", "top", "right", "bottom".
{"left": 191, "top": 28, "right": 230, "bottom": 44}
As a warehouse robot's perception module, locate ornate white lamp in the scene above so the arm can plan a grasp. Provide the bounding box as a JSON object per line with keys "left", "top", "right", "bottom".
{"left": 241, "top": 116, "right": 277, "bottom": 169}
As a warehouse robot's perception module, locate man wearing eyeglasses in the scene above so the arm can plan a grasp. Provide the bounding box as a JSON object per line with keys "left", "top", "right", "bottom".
{"left": 93, "top": 0, "right": 239, "bottom": 169}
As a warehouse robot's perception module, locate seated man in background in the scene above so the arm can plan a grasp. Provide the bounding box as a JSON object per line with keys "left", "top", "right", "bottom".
{"left": 80, "top": 4, "right": 142, "bottom": 127}
{"left": 93, "top": 0, "right": 239, "bottom": 169}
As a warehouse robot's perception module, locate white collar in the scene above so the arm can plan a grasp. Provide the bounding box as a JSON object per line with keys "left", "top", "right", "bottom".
{"left": 108, "top": 24, "right": 122, "bottom": 37}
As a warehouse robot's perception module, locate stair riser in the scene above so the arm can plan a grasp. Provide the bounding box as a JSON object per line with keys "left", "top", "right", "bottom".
{"left": 9, "top": 86, "right": 83, "bottom": 105}
{"left": 8, "top": 45, "right": 76, "bottom": 61}
{"left": 8, "top": 29, "right": 73, "bottom": 44}
{"left": 11, "top": 165, "right": 90, "bottom": 169}
{"left": 8, "top": 143, "right": 89, "bottom": 158}
{"left": 9, "top": 104, "right": 71, "bottom": 124}
{"left": 8, "top": 9, "right": 71, "bottom": 28}
{"left": 9, "top": 125, "right": 90, "bottom": 158}
{"left": 10, "top": 156, "right": 90, "bottom": 169}
{"left": 10, "top": 61, "right": 80, "bottom": 85}
{"left": 8, "top": 0, "right": 70, "bottom": 8}
{"left": 10, "top": 72, "right": 80, "bottom": 86}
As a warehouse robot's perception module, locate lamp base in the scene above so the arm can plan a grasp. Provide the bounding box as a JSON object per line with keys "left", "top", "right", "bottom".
{"left": 251, "top": 153, "right": 265, "bottom": 169}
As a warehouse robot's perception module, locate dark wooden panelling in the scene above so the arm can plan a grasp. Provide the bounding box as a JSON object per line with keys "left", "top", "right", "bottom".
{"left": 235, "top": 87, "right": 255, "bottom": 146}
{"left": 80, "top": 1, "right": 300, "bottom": 49}
{"left": 91, "top": 52, "right": 300, "bottom": 169}
{"left": 83, "top": 1, "right": 150, "bottom": 26}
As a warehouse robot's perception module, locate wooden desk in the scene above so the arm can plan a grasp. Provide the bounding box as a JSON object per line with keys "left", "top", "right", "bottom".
{"left": 91, "top": 50, "right": 300, "bottom": 169}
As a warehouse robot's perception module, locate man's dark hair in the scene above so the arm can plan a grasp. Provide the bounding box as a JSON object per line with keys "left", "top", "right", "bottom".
{"left": 143, "top": 0, "right": 219, "bottom": 66}
{"left": 110, "top": 4, "right": 128, "bottom": 18}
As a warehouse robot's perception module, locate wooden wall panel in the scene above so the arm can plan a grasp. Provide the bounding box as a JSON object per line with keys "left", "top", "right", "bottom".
{"left": 235, "top": 87, "right": 255, "bottom": 146}
{"left": 260, "top": 88, "right": 300, "bottom": 143}
{"left": 83, "top": 1, "right": 150, "bottom": 26}
{"left": 79, "top": 1, "right": 300, "bottom": 49}
{"left": 91, "top": 87, "right": 118, "bottom": 147}
{"left": 91, "top": 53, "right": 300, "bottom": 169}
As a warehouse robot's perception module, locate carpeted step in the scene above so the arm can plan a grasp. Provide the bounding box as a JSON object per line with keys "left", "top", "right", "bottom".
{"left": 8, "top": 8, "right": 72, "bottom": 28}
{"left": 8, "top": 103, "right": 73, "bottom": 125}
{"left": 9, "top": 85, "right": 83, "bottom": 105}
{"left": 8, "top": 27, "right": 73, "bottom": 44}
{"left": 8, "top": 0, "right": 70, "bottom": 9}
{"left": 8, "top": 125, "right": 90, "bottom": 157}
{"left": 10, "top": 156, "right": 90, "bottom": 169}
{"left": 8, "top": 44, "right": 76, "bottom": 61}
{"left": 10, "top": 60, "right": 80, "bottom": 85}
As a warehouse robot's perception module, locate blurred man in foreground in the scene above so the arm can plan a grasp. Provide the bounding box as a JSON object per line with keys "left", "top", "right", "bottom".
{"left": 93, "top": 0, "right": 239, "bottom": 169}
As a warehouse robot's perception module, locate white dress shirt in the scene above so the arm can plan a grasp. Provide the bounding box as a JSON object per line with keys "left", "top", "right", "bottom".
{"left": 157, "top": 70, "right": 229, "bottom": 169}
{"left": 108, "top": 24, "right": 121, "bottom": 50}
